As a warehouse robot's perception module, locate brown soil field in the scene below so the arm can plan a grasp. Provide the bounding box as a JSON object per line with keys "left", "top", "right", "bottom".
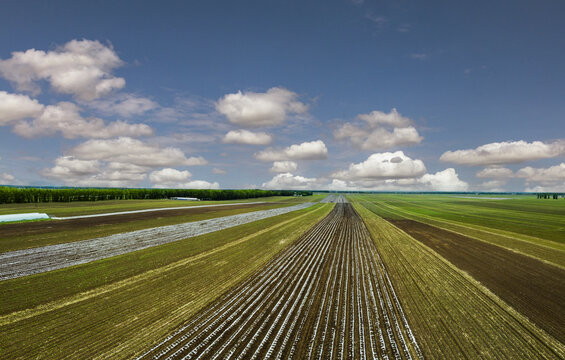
{"left": 388, "top": 218, "right": 565, "bottom": 344}
{"left": 138, "top": 203, "right": 423, "bottom": 359}
{"left": 0, "top": 202, "right": 271, "bottom": 240}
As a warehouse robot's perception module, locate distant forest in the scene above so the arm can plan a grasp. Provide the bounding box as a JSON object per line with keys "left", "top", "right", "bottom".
{"left": 0, "top": 187, "right": 312, "bottom": 204}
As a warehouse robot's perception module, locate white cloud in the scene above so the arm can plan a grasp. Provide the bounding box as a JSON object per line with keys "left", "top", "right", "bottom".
{"left": 149, "top": 168, "right": 220, "bottom": 189}
{"left": 255, "top": 140, "right": 328, "bottom": 161}
{"left": 332, "top": 151, "right": 426, "bottom": 180}
{"left": 212, "top": 168, "right": 227, "bottom": 175}
{"left": 10, "top": 101, "right": 153, "bottom": 139}
{"left": 0, "top": 172, "right": 16, "bottom": 184}
{"left": 41, "top": 138, "right": 209, "bottom": 187}
{"left": 476, "top": 180, "right": 507, "bottom": 192}
{"left": 516, "top": 163, "right": 565, "bottom": 182}
{"left": 476, "top": 166, "right": 514, "bottom": 179}
{"left": 326, "top": 179, "right": 354, "bottom": 191}
{"left": 0, "top": 39, "right": 125, "bottom": 101}
{"left": 326, "top": 168, "right": 468, "bottom": 192}
{"left": 41, "top": 156, "right": 146, "bottom": 187}
{"left": 525, "top": 185, "right": 565, "bottom": 193}
{"left": 334, "top": 108, "right": 422, "bottom": 150}
{"left": 0, "top": 91, "right": 44, "bottom": 125}
{"left": 270, "top": 161, "right": 298, "bottom": 173}
{"left": 418, "top": 168, "right": 469, "bottom": 191}
{"left": 440, "top": 140, "right": 565, "bottom": 166}
{"left": 87, "top": 94, "right": 158, "bottom": 117}
{"left": 357, "top": 109, "right": 413, "bottom": 127}
{"left": 222, "top": 129, "right": 273, "bottom": 145}
{"left": 149, "top": 168, "right": 192, "bottom": 184}
{"left": 262, "top": 172, "right": 321, "bottom": 190}
{"left": 69, "top": 137, "right": 207, "bottom": 167}
{"left": 216, "top": 87, "right": 308, "bottom": 127}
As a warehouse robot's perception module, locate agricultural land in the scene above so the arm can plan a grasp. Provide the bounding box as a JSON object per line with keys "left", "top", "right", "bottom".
{"left": 0, "top": 193, "right": 564, "bottom": 359}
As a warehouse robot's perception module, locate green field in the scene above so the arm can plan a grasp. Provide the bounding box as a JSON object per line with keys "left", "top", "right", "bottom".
{"left": 353, "top": 194, "right": 565, "bottom": 268}
{"left": 353, "top": 200, "right": 564, "bottom": 359}
{"left": 0, "top": 202, "right": 334, "bottom": 359}
{"left": 1, "top": 193, "right": 564, "bottom": 359}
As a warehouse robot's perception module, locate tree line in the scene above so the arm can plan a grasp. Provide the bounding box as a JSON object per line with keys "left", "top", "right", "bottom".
{"left": 0, "top": 187, "right": 313, "bottom": 204}
{"left": 536, "top": 193, "right": 563, "bottom": 199}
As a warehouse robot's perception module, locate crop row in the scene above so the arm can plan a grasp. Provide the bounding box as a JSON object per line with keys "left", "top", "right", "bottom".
{"left": 353, "top": 198, "right": 565, "bottom": 359}
{"left": 138, "top": 202, "right": 422, "bottom": 359}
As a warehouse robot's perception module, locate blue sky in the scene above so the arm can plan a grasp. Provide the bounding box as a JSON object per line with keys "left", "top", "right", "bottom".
{"left": 1, "top": 0, "right": 564, "bottom": 191}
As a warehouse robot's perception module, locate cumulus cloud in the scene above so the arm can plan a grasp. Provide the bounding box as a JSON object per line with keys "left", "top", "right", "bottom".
{"left": 440, "top": 140, "right": 565, "bottom": 166}
{"left": 475, "top": 163, "right": 565, "bottom": 191}
{"left": 418, "top": 168, "right": 469, "bottom": 191}
{"left": 476, "top": 166, "right": 514, "bottom": 179}
{"left": 326, "top": 168, "right": 468, "bottom": 192}
{"left": 332, "top": 151, "right": 426, "bottom": 180}
{"left": 42, "top": 138, "right": 208, "bottom": 187}
{"left": 270, "top": 161, "right": 298, "bottom": 173}
{"left": 476, "top": 180, "right": 507, "bottom": 192}
{"left": 262, "top": 172, "right": 321, "bottom": 190}
{"left": 11, "top": 101, "right": 153, "bottom": 139}
{"left": 41, "top": 156, "right": 147, "bottom": 187}
{"left": 222, "top": 129, "right": 273, "bottom": 145}
{"left": 0, "top": 91, "right": 153, "bottom": 139}
{"left": 149, "top": 168, "right": 220, "bottom": 189}
{"left": 516, "top": 163, "right": 565, "bottom": 183}
{"left": 216, "top": 87, "right": 308, "bottom": 127}
{"left": 69, "top": 137, "right": 207, "bottom": 167}
{"left": 0, "top": 91, "right": 44, "bottom": 125}
{"left": 0, "top": 172, "right": 16, "bottom": 184}
{"left": 334, "top": 108, "right": 422, "bottom": 150}
{"left": 149, "top": 168, "right": 191, "bottom": 183}
{"left": 86, "top": 94, "right": 158, "bottom": 117}
{"left": 357, "top": 109, "right": 413, "bottom": 127}
{"left": 255, "top": 140, "right": 328, "bottom": 162}
{"left": 0, "top": 39, "right": 125, "bottom": 101}
{"left": 525, "top": 185, "right": 565, "bottom": 193}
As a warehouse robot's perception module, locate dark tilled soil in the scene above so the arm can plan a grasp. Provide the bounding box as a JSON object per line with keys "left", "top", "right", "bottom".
{"left": 388, "top": 219, "right": 565, "bottom": 343}
{"left": 0, "top": 203, "right": 270, "bottom": 239}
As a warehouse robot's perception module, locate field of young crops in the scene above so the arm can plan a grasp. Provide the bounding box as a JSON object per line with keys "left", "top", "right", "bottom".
{"left": 139, "top": 200, "right": 422, "bottom": 359}
{"left": 353, "top": 194, "right": 565, "bottom": 359}
{"left": 0, "top": 198, "right": 332, "bottom": 359}
{"left": 1, "top": 193, "right": 563, "bottom": 359}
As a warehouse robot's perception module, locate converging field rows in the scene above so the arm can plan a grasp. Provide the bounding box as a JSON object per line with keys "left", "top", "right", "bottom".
{"left": 139, "top": 202, "right": 423, "bottom": 360}
{"left": 0, "top": 202, "right": 315, "bottom": 280}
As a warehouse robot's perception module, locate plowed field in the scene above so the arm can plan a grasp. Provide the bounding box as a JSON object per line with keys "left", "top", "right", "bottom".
{"left": 388, "top": 218, "right": 565, "bottom": 344}
{"left": 139, "top": 203, "right": 422, "bottom": 360}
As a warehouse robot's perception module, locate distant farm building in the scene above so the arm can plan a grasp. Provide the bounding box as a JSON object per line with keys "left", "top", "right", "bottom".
{"left": 170, "top": 197, "right": 200, "bottom": 201}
